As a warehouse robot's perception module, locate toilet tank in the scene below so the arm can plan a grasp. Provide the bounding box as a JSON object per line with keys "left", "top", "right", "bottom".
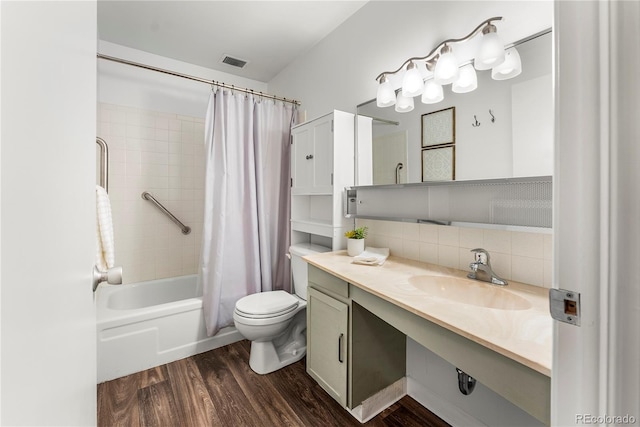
{"left": 289, "top": 243, "right": 331, "bottom": 301}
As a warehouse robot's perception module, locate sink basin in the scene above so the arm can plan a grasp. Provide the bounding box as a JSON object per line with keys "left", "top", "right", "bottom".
{"left": 399, "top": 275, "right": 532, "bottom": 310}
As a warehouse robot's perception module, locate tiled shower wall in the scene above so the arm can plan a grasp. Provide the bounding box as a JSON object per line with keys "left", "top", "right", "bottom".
{"left": 356, "top": 218, "right": 552, "bottom": 288}
{"left": 98, "top": 103, "right": 205, "bottom": 284}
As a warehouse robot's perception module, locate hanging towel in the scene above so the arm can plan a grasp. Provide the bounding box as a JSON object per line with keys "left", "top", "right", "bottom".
{"left": 352, "top": 247, "right": 390, "bottom": 266}
{"left": 96, "top": 185, "right": 115, "bottom": 271}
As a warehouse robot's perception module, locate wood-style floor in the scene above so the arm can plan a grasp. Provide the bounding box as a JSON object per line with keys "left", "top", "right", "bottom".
{"left": 97, "top": 340, "right": 450, "bottom": 427}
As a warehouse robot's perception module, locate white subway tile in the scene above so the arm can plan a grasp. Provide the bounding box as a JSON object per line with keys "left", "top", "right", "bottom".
{"left": 402, "top": 223, "right": 420, "bottom": 241}
{"left": 169, "top": 119, "right": 181, "bottom": 131}
{"left": 403, "top": 240, "right": 420, "bottom": 261}
{"left": 437, "top": 245, "right": 459, "bottom": 269}
{"left": 438, "top": 225, "right": 459, "bottom": 247}
{"left": 386, "top": 237, "right": 403, "bottom": 257}
{"left": 419, "top": 224, "right": 438, "bottom": 243}
{"left": 483, "top": 229, "right": 512, "bottom": 254}
{"left": 459, "top": 227, "right": 483, "bottom": 249}
{"left": 512, "top": 256, "right": 544, "bottom": 287}
{"left": 543, "top": 234, "right": 553, "bottom": 260}
{"left": 420, "top": 242, "right": 438, "bottom": 264}
{"left": 511, "top": 231, "right": 544, "bottom": 258}
{"left": 181, "top": 131, "right": 194, "bottom": 144}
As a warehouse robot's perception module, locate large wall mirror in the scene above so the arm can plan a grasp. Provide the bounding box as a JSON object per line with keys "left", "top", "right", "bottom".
{"left": 357, "top": 30, "right": 552, "bottom": 185}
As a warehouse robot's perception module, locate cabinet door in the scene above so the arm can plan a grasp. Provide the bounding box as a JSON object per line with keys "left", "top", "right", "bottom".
{"left": 311, "top": 117, "right": 334, "bottom": 193}
{"left": 292, "top": 126, "right": 314, "bottom": 192}
{"left": 307, "top": 287, "right": 348, "bottom": 407}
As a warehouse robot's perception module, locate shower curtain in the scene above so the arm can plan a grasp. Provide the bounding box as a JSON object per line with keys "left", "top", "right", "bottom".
{"left": 199, "top": 89, "right": 296, "bottom": 336}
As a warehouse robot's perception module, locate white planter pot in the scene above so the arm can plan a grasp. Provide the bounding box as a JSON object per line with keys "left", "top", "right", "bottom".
{"left": 347, "top": 238, "right": 365, "bottom": 257}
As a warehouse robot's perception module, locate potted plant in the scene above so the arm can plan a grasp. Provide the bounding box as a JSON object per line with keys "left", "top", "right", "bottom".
{"left": 344, "top": 226, "right": 368, "bottom": 256}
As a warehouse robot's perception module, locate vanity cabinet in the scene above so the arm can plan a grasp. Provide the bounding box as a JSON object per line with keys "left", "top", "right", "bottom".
{"left": 290, "top": 110, "right": 354, "bottom": 250}
{"left": 306, "top": 265, "right": 406, "bottom": 416}
{"left": 307, "top": 287, "right": 348, "bottom": 406}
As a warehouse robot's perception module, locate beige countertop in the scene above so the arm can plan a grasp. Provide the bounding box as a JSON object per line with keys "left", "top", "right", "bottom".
{"left": 303, "top": 250, "right": 552, "bottom": 377}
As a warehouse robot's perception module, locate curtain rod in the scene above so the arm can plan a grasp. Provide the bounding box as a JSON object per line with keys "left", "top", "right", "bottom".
{"left": 97, "top": 53, "right": 301, "bottom": 106}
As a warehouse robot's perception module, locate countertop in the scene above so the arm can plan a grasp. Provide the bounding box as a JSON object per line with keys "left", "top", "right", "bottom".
{"left": 303, "top": 250, "right": 552, "bottom": 377}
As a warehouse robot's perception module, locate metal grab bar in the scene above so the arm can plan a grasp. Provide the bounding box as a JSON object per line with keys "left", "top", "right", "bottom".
{"left": 141, "top": 191, "right": 191, "bottom": 235}
{"left": 96, "top": 137, "right": 109, "bottom": 192}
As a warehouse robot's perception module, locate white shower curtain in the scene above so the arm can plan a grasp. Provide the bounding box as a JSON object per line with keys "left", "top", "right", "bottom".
{"left": 199, "top": 89, "right": 296, "bottom": 336}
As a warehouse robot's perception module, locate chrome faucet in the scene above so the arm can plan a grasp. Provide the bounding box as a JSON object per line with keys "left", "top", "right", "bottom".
{"left": 467, "top": 248, "right": 508, "bottom": 286}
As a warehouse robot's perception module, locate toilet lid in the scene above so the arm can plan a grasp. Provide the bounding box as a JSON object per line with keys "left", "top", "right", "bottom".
{"left": 235, "top": 291, "right": 299, "bottom": 319}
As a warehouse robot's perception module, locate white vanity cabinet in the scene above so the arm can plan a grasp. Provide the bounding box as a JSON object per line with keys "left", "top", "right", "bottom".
{"left": 306, "top": 265, "right": 406, "bottom": 416}
{"left": 307, "top": 287, "right": 348, "bottom": 406}
{"left": 290, "top": 110, "right": 354, "bottom": 250}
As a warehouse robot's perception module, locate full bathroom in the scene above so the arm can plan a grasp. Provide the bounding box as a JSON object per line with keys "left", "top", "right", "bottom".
{"left": 2, "top": 1, "right": 640, "bottom": 427}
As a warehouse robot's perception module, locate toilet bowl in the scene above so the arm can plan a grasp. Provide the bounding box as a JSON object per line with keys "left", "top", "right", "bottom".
{"left": 233, "top": 243, "right": 330, "bottom": 374}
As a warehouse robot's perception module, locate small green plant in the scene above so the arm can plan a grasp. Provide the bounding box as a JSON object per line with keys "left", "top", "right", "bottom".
{"left": 344, "top": 226, "right": 368, "bottom": 240}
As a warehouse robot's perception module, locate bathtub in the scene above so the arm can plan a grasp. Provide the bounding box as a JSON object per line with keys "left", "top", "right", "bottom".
{"left": 96, "top": 274, "right": 242, "bottom": 383}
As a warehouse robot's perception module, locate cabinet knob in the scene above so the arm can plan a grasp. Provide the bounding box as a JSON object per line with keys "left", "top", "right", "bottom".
{"left": 305, "top": 154, "right": 314, "bottom": 160}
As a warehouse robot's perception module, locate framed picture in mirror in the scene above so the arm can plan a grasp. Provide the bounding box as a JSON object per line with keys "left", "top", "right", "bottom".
{"left": 422, "top": 106, "right": 455, "bottom": 148}
{"left": 422, "top": 145, "right": 455, "bottom": 181}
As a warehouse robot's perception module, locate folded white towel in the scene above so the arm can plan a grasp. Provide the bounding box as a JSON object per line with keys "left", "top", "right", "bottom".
{"left": 352, "top": 247, "right": 390, "bottom": 266}
{"left": 96, "top": 185, "right": 115, "bottom": 271}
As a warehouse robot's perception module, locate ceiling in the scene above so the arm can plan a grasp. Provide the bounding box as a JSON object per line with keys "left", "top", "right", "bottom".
{"left": 97, "top": 1, "right": 368, "bottom": 82}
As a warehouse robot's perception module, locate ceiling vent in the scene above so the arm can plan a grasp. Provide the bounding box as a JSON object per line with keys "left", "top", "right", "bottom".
{"left": 221, "top": 54, "right": 248, "bottom": 69}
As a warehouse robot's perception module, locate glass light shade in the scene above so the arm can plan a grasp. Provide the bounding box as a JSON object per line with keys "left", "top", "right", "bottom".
{"left": 474, "top": 31, "right": 505, "bottom": 70}
{"left": 434, "top": 46, "right": 459, "bottom": 85}
{"left": 401, "top": 62, "right": 424, "bottom": 97}
{"left": 376, "top": 76, "right": 396, "bottom": 107}
{"left": 492, "top": 47, "right": 522, "bottom": 80}
{"left": 421, "top": 79, "right": 444, "bottom": 104}
{"left": 452, "top": 64, "right": 478, "bottom": 93}
{"left": 395, "top": 92, "right": 414, "bottom": 113}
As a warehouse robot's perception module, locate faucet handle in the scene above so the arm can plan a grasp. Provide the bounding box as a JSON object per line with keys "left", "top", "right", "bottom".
{"left": 470, "top": 248, "right": 490, "bottom": 264}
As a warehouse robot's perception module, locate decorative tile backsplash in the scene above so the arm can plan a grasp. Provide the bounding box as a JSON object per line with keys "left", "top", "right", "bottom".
{"left": 98, "top": 103, "right": 205, "bottom": 284}
{"left": 356, "top": 219, "right": 552, "bottom": 288}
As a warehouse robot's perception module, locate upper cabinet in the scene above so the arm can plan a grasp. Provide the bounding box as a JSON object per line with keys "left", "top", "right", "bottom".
{"left": 290, "top": 110, "right": 354, "bottom": 250}
{"left": 292, "top": 112, "right": 349, "bottom": 195}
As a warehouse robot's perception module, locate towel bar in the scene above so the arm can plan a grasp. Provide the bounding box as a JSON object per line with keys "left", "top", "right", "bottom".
{"left": 141, "top": 191, "right": 191, "bottom": 235}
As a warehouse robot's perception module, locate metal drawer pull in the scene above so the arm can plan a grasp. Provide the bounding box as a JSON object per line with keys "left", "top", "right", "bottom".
{"left": 338, "top": 333, "right": 344, "bottom": 363}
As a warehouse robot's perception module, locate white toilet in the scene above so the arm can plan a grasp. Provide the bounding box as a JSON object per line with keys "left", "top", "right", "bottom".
{"left": 233, "top": 243, "right": 330, "bottom": 374}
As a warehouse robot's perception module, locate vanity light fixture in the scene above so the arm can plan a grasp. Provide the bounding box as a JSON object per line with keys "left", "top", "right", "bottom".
{"left": 452, "top": 64, "right": 478, "bottom": 93}
{"left": 376, "top": 74, "right": 396, "bottom": 107}
{"left": 491, "top": 47, "right": 522, "bottom": 80}
{"left": 375, "top": 17, "right": 522, "bottom": 111}
{"left": 395, "top": 92, "right": 414, "bottom": 113}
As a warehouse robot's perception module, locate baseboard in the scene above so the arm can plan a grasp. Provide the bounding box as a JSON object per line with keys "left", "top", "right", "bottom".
{"left": 348, "top": 377, "right": 407, "bottom": 423}
{"left": 407, "top": 377, "right": 487, "bottom": 427}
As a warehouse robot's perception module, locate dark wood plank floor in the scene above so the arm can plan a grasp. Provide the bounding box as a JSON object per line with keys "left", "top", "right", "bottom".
{"left": 98, "top": 340, "right": 450, "bottom": 427}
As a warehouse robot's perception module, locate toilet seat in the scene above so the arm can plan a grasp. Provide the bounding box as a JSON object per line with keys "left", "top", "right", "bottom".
{"left": 235, "top": 290, "right": 299, "bottom": 319}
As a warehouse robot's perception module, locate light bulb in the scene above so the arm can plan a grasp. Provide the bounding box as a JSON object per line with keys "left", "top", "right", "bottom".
{"left": 474, "top": 24, "right": 505, "bottom": 70}
{"left": 492, "top": 47, "right": 522, "bottom": 80}
{"left": 395, "top": 92, "right": 414, "bottom": 113}
{"left": 401, "top": 61, "right": 424, "bottom": 97}
{"left": 452, "top": 64, "right": 478, "bottom": 93}
{"left": 434, "top": 45, "right": 459, "bottom": 85}
{"left": 421, "top": 79, "right": 444, "bottom": 104}
{"left": 376, "top": 75, "right": 396, "bottom": 107}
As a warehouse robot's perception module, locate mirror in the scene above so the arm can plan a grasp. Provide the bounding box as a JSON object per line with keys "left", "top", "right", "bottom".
{"left": 357, "top": 30, "right": 552, "bottom": 185}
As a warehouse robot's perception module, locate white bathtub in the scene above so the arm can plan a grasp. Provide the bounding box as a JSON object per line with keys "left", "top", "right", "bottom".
{"left": 96, "top": 274, "right": 242, "bottom": 383}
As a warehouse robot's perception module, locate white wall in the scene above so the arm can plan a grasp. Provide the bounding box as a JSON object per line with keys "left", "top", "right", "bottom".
{"left": 269, "top": 2, "right": 553, "bottom": 424}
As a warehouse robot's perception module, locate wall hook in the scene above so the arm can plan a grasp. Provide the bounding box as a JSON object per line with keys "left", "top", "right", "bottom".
{"left": 472, "top": 115, "right": 481, "bottom": 127}
{"left": 489, "top": 109, "right": 495, "bottom": 123}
